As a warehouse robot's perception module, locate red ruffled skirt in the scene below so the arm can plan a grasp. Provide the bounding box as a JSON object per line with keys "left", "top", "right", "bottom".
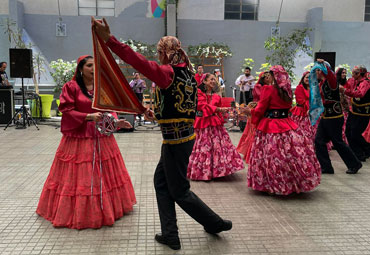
{"left": 236, "top": 117, "right": 256, "bottom": 163}
{"left": 187, "top": 125, "right": 244, "bottom": 181}
{"left": 36, "top": 135, "right": 136, "bottom": 229}
{"left": 248, "top": 129, "right": 321, "bottom": 195}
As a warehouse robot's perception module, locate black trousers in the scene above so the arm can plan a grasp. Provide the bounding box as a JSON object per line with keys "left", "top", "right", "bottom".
{"left": 315, "top": 116, "right": 360, "bottom": 171}
{"left": 239, "top": 91, "right": 252, "bottom": 105}
{"left": 154, "top": 140, "right": 223, "bottom": 238}
{"left": 345, "top": 112, "right": 370, "bottom": 159}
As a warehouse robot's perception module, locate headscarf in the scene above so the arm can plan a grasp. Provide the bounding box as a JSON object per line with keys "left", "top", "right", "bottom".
{"left": 299, "top": 71, "right": 310, "bottom": 88}
{"left": 256, "top": 72, "right": 267, "bottom": 85}
{"left": 72, "top": 55, "right": 91, "bottom": 81}
{"left": 157, "top": 36, "right": 194, "bottom": 73}
{"left": 269, "top": 65, "right": 292, "bottom": 99}
{"left": 354, "top": 65, "right": 367, "bottom": 75}
{"left": 308, "top": 62, "right": 328, "bottom": 125}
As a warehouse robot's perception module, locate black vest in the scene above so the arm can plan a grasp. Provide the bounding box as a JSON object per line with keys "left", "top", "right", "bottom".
{"left": 154, "top": 66, "right": 197, "bottom": 144}
{"left": 321, "top": 80, "right": 343, "bottom": 119}
{"left": 351, "top": 78, "right": 370, "bottom": 116}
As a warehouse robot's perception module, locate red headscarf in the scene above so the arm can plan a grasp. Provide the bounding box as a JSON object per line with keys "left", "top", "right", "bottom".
{"left": 256, "top": 72, "right": 267, "bottom": 85}
{"left": 72, "top": 55, "right": 91, "bottom": 80}
{"left": 270, "top": 65, "right": 292, "bottom": 99}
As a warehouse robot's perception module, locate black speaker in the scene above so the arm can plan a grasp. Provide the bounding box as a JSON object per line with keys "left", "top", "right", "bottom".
{"left": 314, "top": 52, "right": 336, "bottom": 71}
{"left": 9, "top": 48, "right": 33, "bottom": 78}
{"left": 0, "top": 87, "right": 14, "bottom": 124}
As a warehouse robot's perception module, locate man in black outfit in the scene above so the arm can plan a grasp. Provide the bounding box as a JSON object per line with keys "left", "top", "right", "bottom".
{"left": 0, "top": 62, "right": 10, "bottom": 86}
{"left": 314, "top": 59, "right": 362, "bottom": 174}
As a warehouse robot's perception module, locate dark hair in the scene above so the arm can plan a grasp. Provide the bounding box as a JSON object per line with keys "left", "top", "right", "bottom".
{"left": 75, "top": 56, "right": 93, "bottom": 99}
{"left": 245, "top": 67, "right": 251, "bottom": 71}
{"left": 0, "top": 62, "right": 6, "bottom": 68}
{"left": 198, "top": 73, "right": 215, "bottom": 93}
{"left": 259, "top": 71, "right": 272, "bottom": 85}
{"left": 197, "top": 64, "right": 203, "bottom": 68}
{"left": 299, "top": 73, "right": 310, "bottom": 89}
{"left": 336, "top": 68, "right": 347, "bottom": 85}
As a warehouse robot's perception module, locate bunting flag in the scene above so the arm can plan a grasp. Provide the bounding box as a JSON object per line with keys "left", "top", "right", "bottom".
{"left": 308, "top": 62, "right": 327, "bottom": 125}
{"left": 91, "top": 26, "right": 146, "bottom": 114}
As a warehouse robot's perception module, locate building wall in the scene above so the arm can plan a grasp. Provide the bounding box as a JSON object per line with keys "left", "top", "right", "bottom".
{"left": 321, "top": 21, "right": 370, "bottom": 68}
{"left": 177, "top": 0, "right": 224, "bottom": 20}
{"left": 0, "top": 0, "right": 8, "bottom": 14}
{"left": 259, "top": 0, "right": 365, "bottom": 22}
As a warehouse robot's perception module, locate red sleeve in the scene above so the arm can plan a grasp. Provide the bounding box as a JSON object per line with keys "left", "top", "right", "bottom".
{"left": 322, "top": 65, "right": 337, "bottom": 89}
{"left": 59, "top": 81, "right": 88, "bottom": 132}
{"left": 251, "top": 86, "right": 271, "bottom": 125}
{"left": 295, "top": 85, "right": 309, "bottom": 108}
{"left": 345, "top": 79, "right": 370, "bottom": 98}
{"left": 252, "top": 83, "right": 262, "bottom": 101}
{"left": 106, "top": 36, "right": 174, "bottom": 89}
{"left": 197, "top": 90, "right": 217, "bottom": 117}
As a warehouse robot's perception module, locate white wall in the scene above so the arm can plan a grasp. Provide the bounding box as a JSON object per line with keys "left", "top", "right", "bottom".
{"left": 0, "top": 0, "right": 9, "bottom": 14}
{"left": 178, "top": 0, "right": 224, "bottom": 20}
{"left": 18, "top": 0, "right": 77, "bottom": 16}
{"left": 116, "top": 0, "right": 140, "bottom": 17}
{"left": 259, "top": 0, "right": 365, "bottom": 22}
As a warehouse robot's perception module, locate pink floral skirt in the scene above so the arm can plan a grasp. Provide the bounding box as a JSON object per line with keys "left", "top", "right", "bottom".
{"left": 236, "top": 117, "right": 256, "bottom": 164}
{"left": 290, "top": 114, "right": 315, "bottom": 141}
{"left": 248, "top": 129, "right": 321, "bottom": 195}
{"left": 36, "top": 135, "right": 136, "bottom": 229}
{"left": 187, "top": 125, "right": 244, "bottom": 181}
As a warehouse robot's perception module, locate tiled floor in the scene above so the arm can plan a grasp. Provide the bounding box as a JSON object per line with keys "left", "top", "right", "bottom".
{"left": 1, "top": 123, "right": 370, "bottom": 255}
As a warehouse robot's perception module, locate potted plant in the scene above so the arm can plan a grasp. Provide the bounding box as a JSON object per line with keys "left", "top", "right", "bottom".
{"left": 49, "top": 59, "right": 77, "bottom": 116}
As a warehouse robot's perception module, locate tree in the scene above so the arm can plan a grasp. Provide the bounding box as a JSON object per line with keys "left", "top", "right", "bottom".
{"left": 264, "top": 27, "right": 312, "bottom": 78}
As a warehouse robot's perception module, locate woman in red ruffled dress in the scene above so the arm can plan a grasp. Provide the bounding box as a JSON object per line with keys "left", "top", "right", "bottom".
{"left": 36, "top": 55, "right": 136, "bottom": 229}
{"left": 290, "top": 72, "right": 318, "bottom": 140}
{"left": 187, "top": 73, "right": 244, "bottom": 181}
{"left": 237, "top": 71, "right": 273, "bottom": 163}
{"left": 244, "top": 66, "right": 321, "bottom": 195}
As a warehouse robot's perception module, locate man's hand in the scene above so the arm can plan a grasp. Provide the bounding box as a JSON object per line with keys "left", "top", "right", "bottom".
{"left": 144, "top": 108, "right": 155, "bottom": 121}
{"left": 116, "top": 119, "right": 133, "bottom": 129}
{"left": 317, "top": 58, "right": 325, "bottom": 64}
{"left": 339, "top": 85, "right": 345, "bottom": 93}
{"left": 91, "top": 17, "right": 112, "bottom": 42}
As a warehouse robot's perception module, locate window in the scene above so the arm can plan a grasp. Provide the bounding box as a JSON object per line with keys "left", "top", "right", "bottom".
{"left": 366, "top": 0, "right": 370, "bottom": 21}
{"left": 78, "top": 0, "right": 115, "bottom": 16}
{"left": 225, "top": 0, "right": 258, "bottom": 20}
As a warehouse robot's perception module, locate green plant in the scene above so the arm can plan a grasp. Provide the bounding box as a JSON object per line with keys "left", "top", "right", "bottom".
{"left": 264, "top": 27, "right": 312, "bottom": 78}
{"left": 119, "top": 39, "right": 157, "bottom": 57}
{"left": 336, "top": 64, "right": 352, "bottom": 76}
{"left": 49, "top": 59, "right": 77, "bottom": 94}
{"left": 241, "top": 58, "right": 255, "bottom": 73}
{"left": 255, "top": 63, "right": 272, "bottom": 76}
{"left": 188, "top": 42, "right": 232, "bottom": 65}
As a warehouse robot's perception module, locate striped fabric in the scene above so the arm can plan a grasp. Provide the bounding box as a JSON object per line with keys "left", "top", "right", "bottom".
{"left": 92, "top": 28, "right": 146, "bottom": 114}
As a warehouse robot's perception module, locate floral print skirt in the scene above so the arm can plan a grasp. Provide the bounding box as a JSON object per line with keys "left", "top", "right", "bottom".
{"left": 248, "top": 129, "right": 321, "bottom": 195}
{"left": 187, "top": 125, "right": 244, "bottom": 181}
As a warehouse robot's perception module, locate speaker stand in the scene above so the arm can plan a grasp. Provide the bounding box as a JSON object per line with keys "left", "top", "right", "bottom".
{"left": 4, "top": 78, "right": 39, "bottom": 131}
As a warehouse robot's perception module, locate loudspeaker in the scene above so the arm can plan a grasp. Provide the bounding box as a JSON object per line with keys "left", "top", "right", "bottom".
{"left": 116, "top": 114, "right": 135, "bottom": 132}
{"left": 314, "top": 52, "right": 336, "bottom": 71}
{"left": 0, "top": 88, "right": 14, "bottom": 124}
{"left": 9, "top": 48, "right": 33, "bottom": 78}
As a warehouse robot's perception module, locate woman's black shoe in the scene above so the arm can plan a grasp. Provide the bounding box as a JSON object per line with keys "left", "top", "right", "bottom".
{"left": 155, "top": 234, "right": 181, "bottom": 250}
{"left": 321, "top": 168, "right": 334, "bottom": 174}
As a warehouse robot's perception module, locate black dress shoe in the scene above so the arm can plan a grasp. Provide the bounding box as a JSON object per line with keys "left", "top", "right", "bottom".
{"left": 358, "top": 156, "right": 366, "bottom": 162}
{"left": 321, "top": 168, "right": 334, "bottom": 174}
{"left": 204, "top": 220, "right": 232, "bottom": 234}
{"left": 155, "top": 234, "right": 181, "bottom": 250}
{"left": 346, "top": 163, "right": 362, "bottom": 174}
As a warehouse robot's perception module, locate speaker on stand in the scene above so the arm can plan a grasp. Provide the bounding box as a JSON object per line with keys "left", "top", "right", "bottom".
{"left": 4, "top": 48, "right": 39, "bottom": 130}
{"left": 314, "top": 52, "right": 336, "bottom": 71}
